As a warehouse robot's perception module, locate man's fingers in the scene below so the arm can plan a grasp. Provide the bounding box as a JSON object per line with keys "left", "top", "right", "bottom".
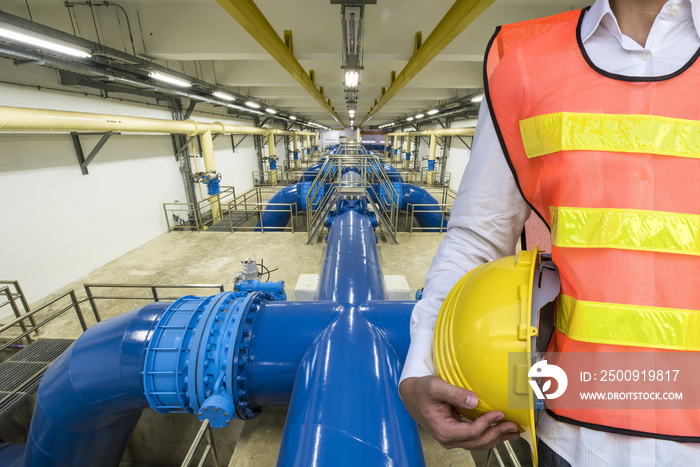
{"left": 427, "top": 377, "right": 478, "bottom": 410}
{"left": 441, "top": 416, "right": 520, "bottom": 450}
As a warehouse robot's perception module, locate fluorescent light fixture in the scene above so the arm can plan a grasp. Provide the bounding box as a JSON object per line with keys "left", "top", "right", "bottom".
{"left": 471, "top": 93, "right": 484, "bottom": 102}
{"left": 0, "top": 25, "right": 92, "bottom": 58}
{"left": 345, "top": 70, "right": 359, "bottom": 87}
{"left": 245, "top": 101, "right": 261, "bottom": 109}
{"left": 148, "top": 71, "right": 191, "bottom": 87}
{"left": 406, "top": 117, "right": 414, "bottom": 122}
{"left": 427, "top": 109, "right": 439, "bottom": 115}
{"left": 415, "top": 113, "right": 425, "bottom": 119}
{"left": 265, "top": 108, "right": 277, "bottom": 114}
{"left": 289, "top": 115, "right": 297, "bottom": 120}
{"left": 213, "top": 91, "right": 235, "bottom": 101}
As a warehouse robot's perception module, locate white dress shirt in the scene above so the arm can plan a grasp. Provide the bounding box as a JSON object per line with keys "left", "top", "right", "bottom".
{"left": 400, "top": 0, "right": 700, "bottom": 465}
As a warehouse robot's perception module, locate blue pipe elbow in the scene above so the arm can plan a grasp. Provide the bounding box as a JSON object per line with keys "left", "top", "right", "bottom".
{"left": 402, "top": 183, "right": 448, "bottom": 231}
{"left": 23, "top": 302, "right": 169, "bottom": 467}
{"left": 255, "top": 184, "right": 302, "bottom": 231}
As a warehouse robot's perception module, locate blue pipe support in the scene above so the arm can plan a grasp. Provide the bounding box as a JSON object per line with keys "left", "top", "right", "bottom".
{"left": 255, "top": 184, "right": 302, "bottom": 231}
{"left": 306, "top": 148, "right": 311, "bottom": 155}
{"left": 293, "top": 150, "right": 299, "bottom": 160}
{"left": 405, "top": 152, "right": 411, "bottom": 161}
{"left": 269, "top": 160, "right": 277, "bottom": 170}
{"left": 427, "top": 160, "right": 436, "bottom": 171}
{"left": 22, "top": 302, "right": 169, "bottom": 466}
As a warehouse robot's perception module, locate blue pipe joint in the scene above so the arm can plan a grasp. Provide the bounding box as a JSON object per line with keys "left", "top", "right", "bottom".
{"left": 235, "top": 280, "right": 287, "bottom": 301}
{"left": 143, "top": 291, "right": 272, "bottom": 427}
{"left": 393, "top": 148, "right": 398, "bottom": 156}
{"left": 427, "top": 160, "right": 436, "bottom": 171}
{"left": 314, "top": 145, "right": 319, "bottom": 152}
{"left": 293, "top": 150, "right": 299, "bottom": 160}
{"left": 269, "top": 160, "right": 277, "bottom": 170}
{"left": 306, "top": 148, "right": 311, "bottom": 155}
{"left": 415, "top": 289, "right": 423, "bottom": 300}
{"left": 405, "top": 152, "right": 411, "bottom": 161}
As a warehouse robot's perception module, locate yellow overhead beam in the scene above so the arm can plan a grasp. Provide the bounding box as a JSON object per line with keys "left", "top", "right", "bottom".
{"left": 360, "top": 0, "right": 494, "bottom": 127}
{"left": 215, "top": 0, "right": 344, "bottom": 127}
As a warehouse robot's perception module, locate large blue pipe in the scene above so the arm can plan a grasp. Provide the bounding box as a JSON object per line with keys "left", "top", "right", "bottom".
{"left": 277, "top": 207, "right": 425, "bottom": 466}
{"left": 402, "top": 183, "right": 448, "bottom": 231}
{"left": 22, "top": 302, "right": 170, "bottom": 466}
{"left": 255, "top": 183, "right": 302, "bottom": 231}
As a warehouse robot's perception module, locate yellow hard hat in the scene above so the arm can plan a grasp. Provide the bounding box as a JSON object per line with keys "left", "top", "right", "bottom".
{"left": 434, "top": 249, "right": 560, "bottom": 466}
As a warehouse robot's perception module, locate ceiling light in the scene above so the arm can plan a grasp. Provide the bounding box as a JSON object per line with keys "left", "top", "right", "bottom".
{"left": 245, "top": 101, "right": 261, "bottom": 109}
{"left": 406, "top": 117, "right": 414, "bottom": 122}
{"left": 289, "top": 115, "right": 297, "bottom": 120}
{"left": 148, "top": 71, "right": 191, "bottom": 88}
{"left": 471, "top": 93, "right": 484, "bottom": 102}
{"left": 415, "top": 113, "right": 425, "bottom": 119}
{"left": 266, "top": 108, "right": 277, "bottom": 114}
{"left": 0, "top": 25, "right": 92, "bottom": 58}
{"left": 213, "top": 91, "right": 235, "bottom": 101}
{"left": 427, "top": 109, "right": 439, "bottom": 115}
{"left": 345, "top": 70, "right": 359, "bottom": 88}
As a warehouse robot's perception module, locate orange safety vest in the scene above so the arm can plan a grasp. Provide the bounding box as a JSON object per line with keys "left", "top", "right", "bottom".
{"left": 487, "top": 8, "right": 700, "bottom": 440}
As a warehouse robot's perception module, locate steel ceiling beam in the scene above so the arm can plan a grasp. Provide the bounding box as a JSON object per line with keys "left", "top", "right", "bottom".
{"left": 215, "top": 0, "right": 344, "bottom": 128}
{"left": 360, "top": 0, "right": 494, "bottom": 127}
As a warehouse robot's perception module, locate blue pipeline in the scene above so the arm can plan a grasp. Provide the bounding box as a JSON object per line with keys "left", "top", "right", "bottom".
{"left": 255, "top": 184, "right": 302, "bottom": 231}
{"left": 21, "top": 302, "right": 170, "bottom": 466}
{"left": 277, "top": 207, "right": 425, "bottom": 466}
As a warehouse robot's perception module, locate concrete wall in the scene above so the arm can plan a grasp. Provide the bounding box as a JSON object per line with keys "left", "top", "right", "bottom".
{"left": 444, "top": 118, "right": 477, "bottom": 190}
{"left": 0, "top": 83, "right": 261, "bottom": 316}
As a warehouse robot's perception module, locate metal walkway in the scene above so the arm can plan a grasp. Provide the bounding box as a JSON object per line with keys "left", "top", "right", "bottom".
{"left": 306, "top": 143, "right": 400, "bottom": 244}
{"left": 0, "top": 338, "right": 75, "bottom": 419}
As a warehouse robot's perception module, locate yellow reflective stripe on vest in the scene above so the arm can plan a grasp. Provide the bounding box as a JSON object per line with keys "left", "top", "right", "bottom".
{"left": 520, "top": 112, "right": 700, "bottom": 159}
{"left": 550, "top": 206, "right": 700, "bottom": 255}
{"left": 557, "top": 295, "right": 700, "bottom": 350}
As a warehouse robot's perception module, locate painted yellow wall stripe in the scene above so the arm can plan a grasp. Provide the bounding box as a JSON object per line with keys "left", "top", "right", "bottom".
{"left": 550, "top": 206, "right": 700, "bottom": 255}
{"left": 557, "top": 295, "right": 700, "bottom": 350}
{"left": 520, "top": 112, "right": 700, "bottom": 159}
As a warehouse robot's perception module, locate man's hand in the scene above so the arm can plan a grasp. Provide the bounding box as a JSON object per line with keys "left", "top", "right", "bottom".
{"left": 399, "top": 376, "right": 520, "bottom": 450}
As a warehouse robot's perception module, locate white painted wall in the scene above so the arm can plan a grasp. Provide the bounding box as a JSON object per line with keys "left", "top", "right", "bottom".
{"left": 0, "top": 84, "right": 261, "bottom": 317}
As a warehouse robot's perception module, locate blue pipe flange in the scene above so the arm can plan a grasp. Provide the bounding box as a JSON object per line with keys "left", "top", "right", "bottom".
{"left": 405, "top": 152, "right": 411, "bottom": 161}
{"left": 143, "top": 295, "right": 214, "bottom": 413}
{"left": 189, "top": 292, "right": 254, "bottom": 427}
{"left": 232, "top": 292, "right": 268, "bottom": 420}
{"left": 427, "top": 160, "right": 436, "bottom": 171}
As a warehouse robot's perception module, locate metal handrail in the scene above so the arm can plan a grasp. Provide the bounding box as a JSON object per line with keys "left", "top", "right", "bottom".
{"left": 181, "top": 419, "right": 221, "bottom": 467}
{"left": 227, "top": 199, "right": 297, "bottom": 232}
{"left": 0, "top": 289, "right": 87, "bottom": 352}
{"left": 83, "top": 283, "right": 225, "bottom": 323}
{"left": 404, "top": 203, "right": 452, "bottom": 233}
{"left": 163, "top": 186, "right": 237, "bottom": 232}
{"left": 305, "top": 147, "right": 401, "bottom": 243}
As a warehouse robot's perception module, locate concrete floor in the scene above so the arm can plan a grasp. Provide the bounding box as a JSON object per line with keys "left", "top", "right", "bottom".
{"left": 2, "top": 228, "right": 485, "bottom": 466}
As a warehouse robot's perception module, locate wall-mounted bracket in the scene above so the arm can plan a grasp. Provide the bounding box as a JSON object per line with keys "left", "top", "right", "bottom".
{"left": 70, "top": 132, "right": 117, "bottom": 175}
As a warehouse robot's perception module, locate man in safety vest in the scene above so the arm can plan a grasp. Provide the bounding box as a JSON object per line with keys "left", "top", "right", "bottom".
{"left": 400, "top": 0, "right": 700, "bottom": 465}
